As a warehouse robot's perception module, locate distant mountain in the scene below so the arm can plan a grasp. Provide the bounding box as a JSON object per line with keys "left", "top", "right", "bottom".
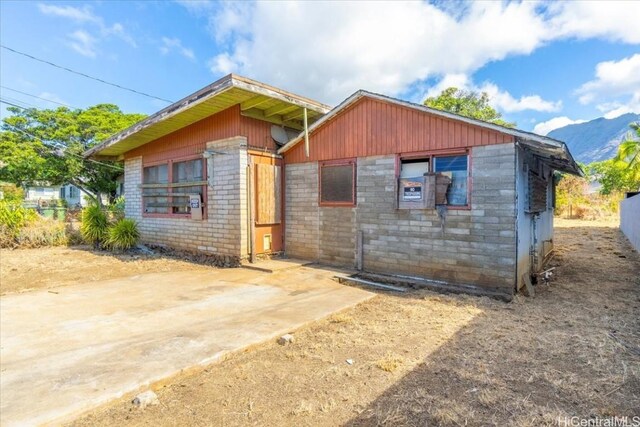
{"left": 547, "top": 113, "right": 640, "bottom": 164}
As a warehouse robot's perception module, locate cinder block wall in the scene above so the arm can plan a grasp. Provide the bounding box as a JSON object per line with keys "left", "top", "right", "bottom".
{"left": 285, "top": 143, "right": 518, "bottom": 293}
{"left": 124, "top": 137, "right": 248, "bottom": 260}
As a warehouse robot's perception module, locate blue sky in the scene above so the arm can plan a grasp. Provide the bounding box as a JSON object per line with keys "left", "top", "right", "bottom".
{"left": 1, "top": 1, "right": 639, "bottom": 135}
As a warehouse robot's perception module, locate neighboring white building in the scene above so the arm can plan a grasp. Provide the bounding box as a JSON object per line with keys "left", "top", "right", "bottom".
{"left": 25, "top": 184, "right": 101, "bottom": 207}
{"left": 25, "top": 185, "right": 61, "bottom": 202}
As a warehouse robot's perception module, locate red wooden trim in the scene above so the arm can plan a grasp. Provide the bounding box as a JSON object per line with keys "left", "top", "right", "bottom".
{"left": 142, "top": 213, "right": 191, "bottom": 219}
{"left": 318, "top": 158, "right": 357, "bottom": 207}
{"left": 399, "top": 147, "right": 467, "bottom": 160}
{"left": 140, "top": 154, "right": 208, "bottom": 219}
{"left": 395, "top": 149, "right": 472, "bottom": 209}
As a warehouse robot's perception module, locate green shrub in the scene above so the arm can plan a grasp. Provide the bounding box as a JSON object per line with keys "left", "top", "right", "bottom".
{"left": 0, "top": 201, "right": 38, "bottom": 238}
{"left": 0, "top": 201, "right": 68, "bottom": 248}
{"left": 104, "top": 218, "right": 139, "bottom": 250}
{"left": 0, "top": 183, "right": 24, "bottom": 202}
{"left": 80, "top": 204, "right": 109, "bottom": 247}
{"left": 108, "top": 196, "right": 126, "bottom": 219}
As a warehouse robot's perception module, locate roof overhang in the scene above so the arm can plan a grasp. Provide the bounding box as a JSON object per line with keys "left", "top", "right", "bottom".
{"left": 278, "top": 90, "right": 583, "bottom": 176}
{"left": 517, "top": 137, "right": 583, "bottom": 176}
{"left": 84, "top": 74, "right": 331, "bottom": 158}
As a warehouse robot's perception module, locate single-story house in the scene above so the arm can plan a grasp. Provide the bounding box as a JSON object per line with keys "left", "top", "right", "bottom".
{"left": 23, "top": 183, "right": 94, "bottom": 207}
{"left": 85, "top": 74, "right": 582, "bottom": 299}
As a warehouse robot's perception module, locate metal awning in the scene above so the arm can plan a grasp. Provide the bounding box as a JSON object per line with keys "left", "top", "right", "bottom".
{"left": 517, "top": 137, "right": 583, "bottom": 176}
{"left": 84, "top": 74, "right": 331, "bottom": 158}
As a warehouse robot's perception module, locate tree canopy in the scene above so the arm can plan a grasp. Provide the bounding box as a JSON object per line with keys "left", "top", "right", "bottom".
{"left": 424, "top": 87, "right": 516, "bottom": 128}
{"left": 0, "top": 104, "right": 145, "bottom": 203}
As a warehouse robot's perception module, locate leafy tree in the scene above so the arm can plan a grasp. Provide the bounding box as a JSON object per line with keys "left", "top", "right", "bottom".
{"left": 587, "top": 159, "right": 640, "bottom": 195}
{"left": 614, "top": 122, "right": 640, "bottom": 184}
{"left": 0, "top": 104, "right": 145, "bottom": 204}
{"left": 424, "top": 87, "right": 516, "bottom": 128}
{"left": 555, "top": 173, "right": 588, "bottom": 218}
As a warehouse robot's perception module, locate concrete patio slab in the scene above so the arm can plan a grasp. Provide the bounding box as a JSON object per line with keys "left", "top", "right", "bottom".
{"left": 240, "top": 257, "right": 315, "bottom": 273}
{"left": 0, "top": 265, "right": 372, "bottom": 426}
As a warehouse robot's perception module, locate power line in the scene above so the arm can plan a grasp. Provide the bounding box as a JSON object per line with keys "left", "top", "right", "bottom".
{"left": 0, "top": 85, "right": 75, "bottom": 108}
{"left": 1, "top": 45, "right": 173, "bottom": 104}
{"left": 0, "top": 97, "right": 36, "bottom": 110}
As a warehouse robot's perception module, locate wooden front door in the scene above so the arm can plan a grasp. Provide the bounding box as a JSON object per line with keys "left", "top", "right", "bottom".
{"left": 250, "top": 152, "right": 283, "bottom": 255}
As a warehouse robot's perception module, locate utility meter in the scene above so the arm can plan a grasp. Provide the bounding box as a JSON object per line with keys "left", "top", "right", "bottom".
{"left": 189, "top": 194, "right": 203, "bottom": 220}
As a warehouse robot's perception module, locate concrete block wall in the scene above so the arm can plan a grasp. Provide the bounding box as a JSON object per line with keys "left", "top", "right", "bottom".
{"left": 284, "top": 162, "right": 319, "bottom": 259}
{"left": 285, "top": 142, "right": 518, "bottom": 294}
{"left": 620, "top": 193, "right": 640, "bottom": 252}
{"left": 124, "top": 136, "right": 248, "bottom": 260}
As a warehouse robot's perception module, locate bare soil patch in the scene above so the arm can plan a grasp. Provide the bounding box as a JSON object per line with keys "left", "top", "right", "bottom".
{"left": 0, "top": 246, "right": 213, "bottom": 295}
{"left": 32, "top": 220, "right": 640, "bottom": 425}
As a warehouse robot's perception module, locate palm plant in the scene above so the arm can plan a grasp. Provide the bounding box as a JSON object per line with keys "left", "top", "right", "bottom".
{"left": 615, "top": 122, "right": 640, "bottom": 186}
{"left": 80, "top": 204, "right": 109, "bottom": 248}
{"left": 104, "top": 218, "right": 140, "bottom": 250}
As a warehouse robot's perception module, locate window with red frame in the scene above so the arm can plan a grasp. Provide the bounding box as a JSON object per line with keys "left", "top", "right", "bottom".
{"left": 320, "top": 160, "right": 356, "bottom": 205}
{"left": 142, "top": 158, "right": 206, "bottom": 215}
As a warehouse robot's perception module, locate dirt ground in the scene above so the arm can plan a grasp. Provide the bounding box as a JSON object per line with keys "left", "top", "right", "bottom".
{"left": 3, "top": 219, "right": 639, "bottom": 426}
{"left": 0, "top": 246, "right": 212, "bottom": 295}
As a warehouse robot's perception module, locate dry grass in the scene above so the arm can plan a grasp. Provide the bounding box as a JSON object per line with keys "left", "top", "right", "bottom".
{"left": 7, "top": 218, "right": 634, "bottom": 426}
{"left": 375, "top": 353, "right": 405, "bottom": 373}
{"left": 329, "top": 313, "right": 354, "bottom": 324}
{"left": 0, "top": 246, "right": 213, "bottom": 295}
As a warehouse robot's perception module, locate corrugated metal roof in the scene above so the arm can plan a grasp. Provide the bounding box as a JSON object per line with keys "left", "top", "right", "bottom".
{"left": 278, "top": 90, "right": 583, "bottom": 176}
{"left": 84, "top": 74, "right": 331, "bottom": 158}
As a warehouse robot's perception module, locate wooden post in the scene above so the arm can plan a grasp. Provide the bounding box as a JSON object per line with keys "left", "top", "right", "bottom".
{"left": 303, "top": 107, "right": 309, "bottom": 158}
{"left": 356, "top": 230, "right": 363, "bottom": 271}
{"left": 248, "top": 158, "right": 256, "bottom": 263}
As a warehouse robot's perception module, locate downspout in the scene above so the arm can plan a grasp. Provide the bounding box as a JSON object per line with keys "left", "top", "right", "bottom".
{"left": 514, "top": 142, "right": 520, "bottom": 293}
{"left": 303, "top": 107, "right": 310, "bottom": 158}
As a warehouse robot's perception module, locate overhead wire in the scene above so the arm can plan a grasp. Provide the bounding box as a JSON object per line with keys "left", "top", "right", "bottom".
{"left": 1, "top": 44, "right": 174, "bottom": 104}
{"left": 0, "top": 85, "right": 76, "bottom": 108}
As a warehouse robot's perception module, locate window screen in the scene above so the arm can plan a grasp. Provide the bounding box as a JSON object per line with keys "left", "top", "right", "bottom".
{"left": 172, "top": 159, "right": 204, "bottom": 214}
{"left": 320, "top": 163, "right": 355, "bottom": 204}
{"left": 143, "top": 164, "right": 169, "bottom": 213}
{"left": 400, "top": 158, "right": 429, "bottom": 178}
{"left": 434, "top": 155, "right": 468, "bottom": 206}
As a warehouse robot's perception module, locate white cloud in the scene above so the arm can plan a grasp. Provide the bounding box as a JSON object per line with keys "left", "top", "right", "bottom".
{"left": 68, "top": 30, "right": 97, "bottom": 58}
{"left": 38, "top": 3, "right": 137, "bottom": 54}
{"left": 38, "top": 3, "right": 99, "bottom": 23}
{"left": 533, "top": 116, "right": 588, "bottom": 135}
{"left": 480, "top": 82, "right": 561, "bottom": 113}
{"left": 577, "top": 54, "right": 640, "bottom": 118}
{"left": 174, "top": 0, "right": 214, "bottom": 13}
{"left": 198, "top": 1, "right": 640, "bottom": 105}
{"left": 547, "top": 1, "right": 640, "bottom": 44}
{"left": 38, "top": 92, "right": 69, "bottom": 107}
{"left": 104, "top": 23, "right": 137, "bottom": 48}
{"left": 423, "top": 73, "right": 561, "bottom": 114}
{"left": 160, "top": 37, "right": 196, "bottom": 60}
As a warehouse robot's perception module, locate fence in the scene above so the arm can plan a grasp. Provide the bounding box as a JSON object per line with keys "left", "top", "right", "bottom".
{"left": 620, "top": 193, "right": 640, "bottom": 252}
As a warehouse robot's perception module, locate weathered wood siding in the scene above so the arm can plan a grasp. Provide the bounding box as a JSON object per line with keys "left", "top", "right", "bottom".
{"left": 125, "top": 105, "right": 275, "bottom": 163}
{"left": 285, "top": 97, "right": 515, "bottom": 163}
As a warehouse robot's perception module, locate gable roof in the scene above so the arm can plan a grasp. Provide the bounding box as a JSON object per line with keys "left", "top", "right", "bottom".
{"left": 84, "top": 74, "right": 331, "bottom": 158}
{"left": 278, "top": 90, "right": 583, "bottom": 176}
